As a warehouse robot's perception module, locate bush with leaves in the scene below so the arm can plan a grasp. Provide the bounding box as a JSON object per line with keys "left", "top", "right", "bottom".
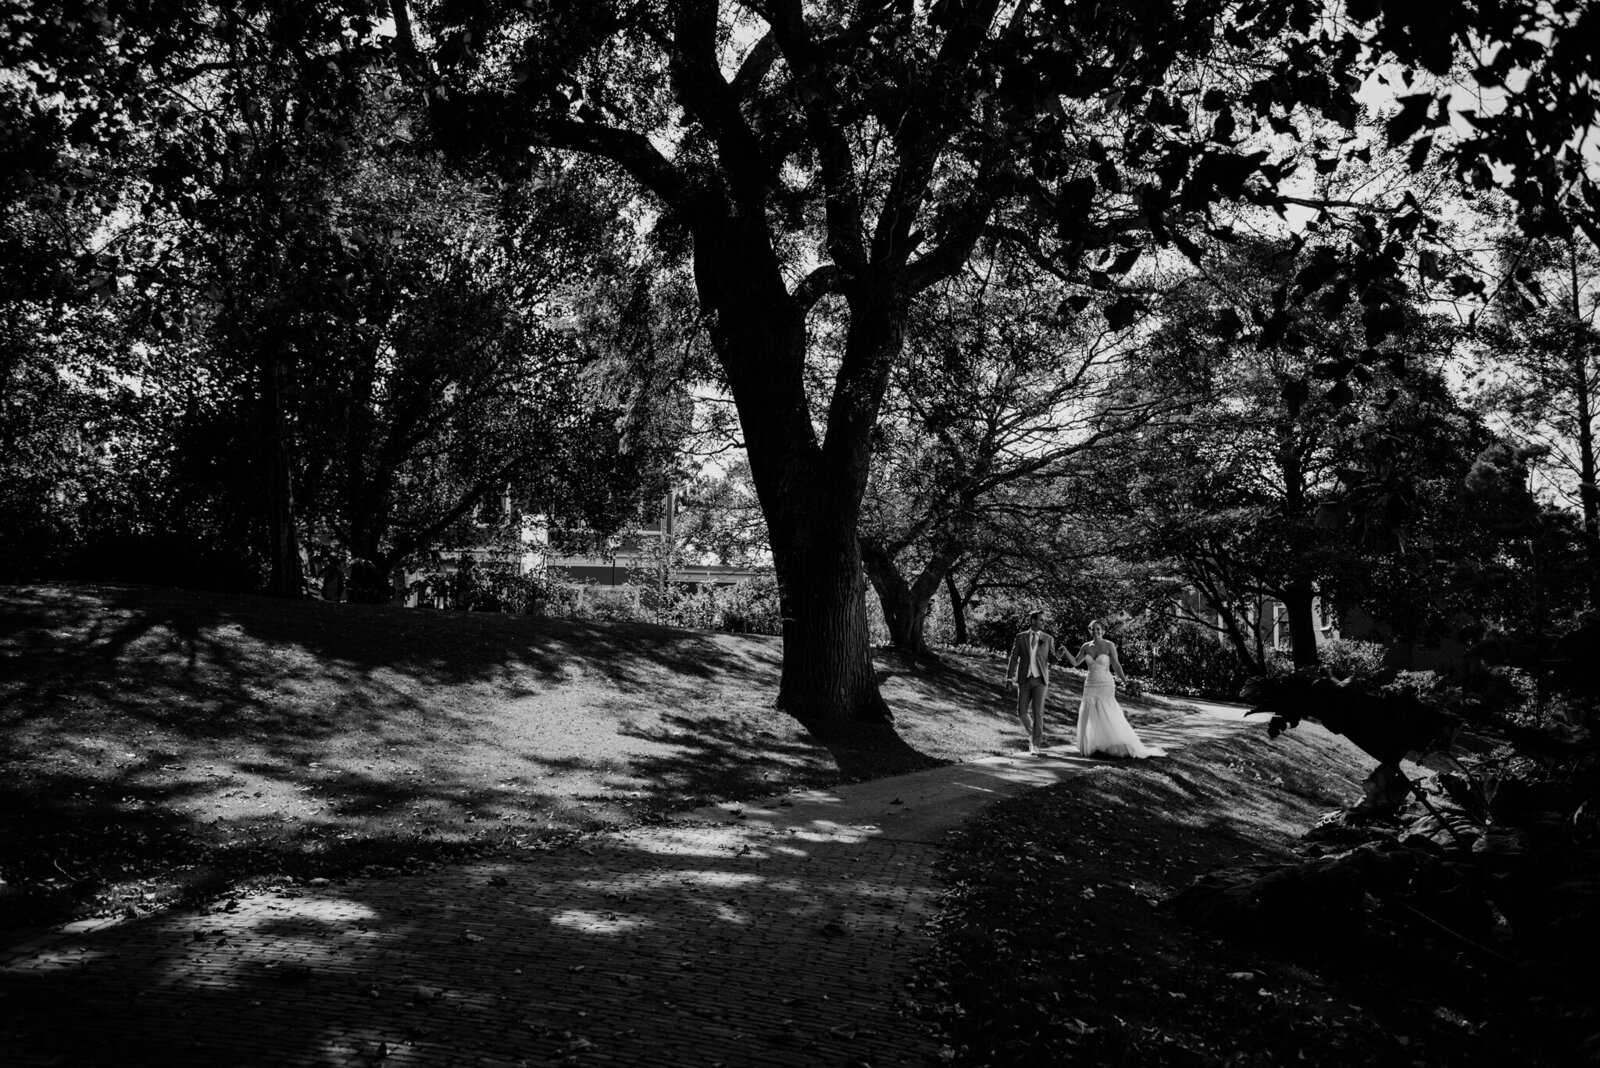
{"left": 1316, "top": 638, "right": 1389, "bottom": 680}
{"left": 406, "top": 556, "right": 567, "bottom": 615}
{"left": 1114, "top": 616, "right": 1287, "bottom": 699}
{"left": 713, "top": 576, "right": 783, "bottom": 636}
{"left": 568, "top": 585, "right": 644, "bottom": 623}
{"left": 1171, "top": 649, "right": 1600, "bottom": 1059}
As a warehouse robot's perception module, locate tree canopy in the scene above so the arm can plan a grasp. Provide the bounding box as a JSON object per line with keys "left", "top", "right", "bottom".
{"left": 4, "top": 0, "right": 1599, "bottom": 727}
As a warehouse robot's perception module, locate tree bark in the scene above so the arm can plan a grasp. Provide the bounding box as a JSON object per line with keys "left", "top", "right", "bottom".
{"left": 769, "top": 515, "right": 890, "bottom": 724}
{"left": 862, "top": 538, "right": 922, "bottom": 654}
{"left": 342, "top": 347, "right": 395, "bottom": 604}
{"left": 701, "top": 224, "right": 895, "bottom": 726}
{"left": 862, "top": 535, "right": 964, "bottom": 662}
{"left": 1282, "top": 579, "right": 1321, "bottom": 669}
{"left": 260, "top": 347, "right": 303, "bottom": 598}
{"left": 1568, "top": 242, "right": 1600, "bottom": 610}
{"left": 1276, "top": 407, "right": 1320, "bottom": 668}
{"left": 946, "top": 568, "right": 968, "bottom": 646}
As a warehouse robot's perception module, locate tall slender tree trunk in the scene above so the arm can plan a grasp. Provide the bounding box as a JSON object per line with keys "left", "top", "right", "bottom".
{"left": 260, "top": 348, "right": 303, "bottom": 598}
{"left": 1569, "top": 243, "right": 1600, "bottom": 610}
{"left": 1188, "top": 567, "right": 1266, "bottom": 674}
{"left": 945, "top": 569, "right": 968, "bottom": 646}
{"left": 1277, "top": 413, "right": 1319, "bottom": 668}
{"left": 343, "top": 348, "right": 393, "bottom": 603}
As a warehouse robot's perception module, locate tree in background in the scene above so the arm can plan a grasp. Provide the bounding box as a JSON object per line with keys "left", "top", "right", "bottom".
{"left": 859, "top": 254, "right": 1162, "bottom": 662}
{"left": 412, "top": 0, "right": 1598, "bottom": 727}
{"left": 0, "top": 77, "right": 139, "bottom": 581}
{"left": 1473, "top": 220, "right": 1600, "bottom": 608}
{"left": 0, "top": 1, "right": 680, "bottom": 596}
{"left": 675, "top": 459, "right": 769, "bottom": 569}
{"left": 1462, "top": 440, "right": 1591, "bottom": 713}
{"left": 1117, "top": 238, "right": 1487, "bottom": 669}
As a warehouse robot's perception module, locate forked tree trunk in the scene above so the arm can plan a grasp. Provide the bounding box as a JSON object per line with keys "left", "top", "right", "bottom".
{"left": 861, "top": 537, "right": 962, "bottom": 664}
{"left": 861, "top": 538, "right": 932, "bottom": 659}
{"left": 708, "top": 243, "right": 895, "bottom": 727}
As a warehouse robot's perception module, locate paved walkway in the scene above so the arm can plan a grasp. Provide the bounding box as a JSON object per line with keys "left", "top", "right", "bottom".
{"left": 1, "top": 706, "right": 1250, "bottom": 1068}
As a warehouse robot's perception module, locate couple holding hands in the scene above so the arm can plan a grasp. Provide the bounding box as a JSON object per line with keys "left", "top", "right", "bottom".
{"left": 1006, "top": 611, "right": 1164, "bottom": 759}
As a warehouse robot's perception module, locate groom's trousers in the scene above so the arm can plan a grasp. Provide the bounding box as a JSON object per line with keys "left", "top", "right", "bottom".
{"left": 1017, "top": 675, "right": 1047, "bottom": 745}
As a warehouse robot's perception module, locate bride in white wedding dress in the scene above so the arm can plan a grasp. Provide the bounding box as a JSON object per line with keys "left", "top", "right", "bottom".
{"left": 1071, "top": 621, "right": 1165, "bottom": 759}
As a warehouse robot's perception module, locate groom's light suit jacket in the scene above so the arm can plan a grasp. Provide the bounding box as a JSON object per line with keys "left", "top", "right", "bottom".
{"left": 1006, "top": 630, "right": 1059, "bottom": 686}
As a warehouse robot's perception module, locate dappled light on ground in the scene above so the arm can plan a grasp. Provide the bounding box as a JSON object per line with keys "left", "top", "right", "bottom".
{"left": 3, "top": 583, "right": 1184, "bottom": 929}
{"left": 6, "top": 584, "right": 1040, "bottom": 925}
{"left": 3, "top": 798, "right": 949, "bottom": 1067}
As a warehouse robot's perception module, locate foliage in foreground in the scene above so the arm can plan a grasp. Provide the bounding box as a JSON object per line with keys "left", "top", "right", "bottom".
{"left": 918, "top": 729, "right": 1555, "bottom": 1067}
{"left": 1167, "top": 656, "right": 1600, "bottom": 1060}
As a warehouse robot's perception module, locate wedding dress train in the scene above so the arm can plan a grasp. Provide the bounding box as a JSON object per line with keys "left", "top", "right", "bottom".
{"left": 1076, "top": 654, "right": 1165, "bottom": 759}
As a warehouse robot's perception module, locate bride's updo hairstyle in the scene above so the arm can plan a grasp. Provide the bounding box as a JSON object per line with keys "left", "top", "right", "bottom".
{"left": 1088, "top": 620, "right": 1105, "bottom": 637}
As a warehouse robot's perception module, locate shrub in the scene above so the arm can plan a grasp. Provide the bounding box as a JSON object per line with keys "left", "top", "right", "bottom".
{"left": 656, "top": 585, "right": 719, "bottom": 630}
{"left": 1116, "top": 616, "right": 1286, "bottom": 699}
{"left": 407, "top": 557, "right": 572, "bottom": 616}
{"left": 573, "top": 584, "right": 644, "bottom": 622}
{"left": 972, "top": 599, "right": 1047, "bottom": 652}
{"left": 1318, "top": 638, "right": 1389, "bottom": 680}
{"left": 714, "top": 575, "right": 783, "bottom": 636}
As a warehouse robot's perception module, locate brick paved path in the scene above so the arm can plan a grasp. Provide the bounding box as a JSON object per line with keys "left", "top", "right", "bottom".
{"left": 0, "top": 710, "right": 1246, "bottom": 1067}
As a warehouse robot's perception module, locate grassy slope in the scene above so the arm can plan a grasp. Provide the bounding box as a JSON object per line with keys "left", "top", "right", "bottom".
{"left": 919, "top": 727, "right": 1567, "bottom": 1067}
{"left": 1, "top": 582, "right": 1178, "bottom": 928}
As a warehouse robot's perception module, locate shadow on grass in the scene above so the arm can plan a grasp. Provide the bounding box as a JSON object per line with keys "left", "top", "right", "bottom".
{"left": 0, "top": 786, "right": 949, "bottom": 1068}
{"left": 0, "top": 718, "right": 1357, "bottom": 1068}
{"left": 0, "top": 583, "right": 943, "bottom": 931}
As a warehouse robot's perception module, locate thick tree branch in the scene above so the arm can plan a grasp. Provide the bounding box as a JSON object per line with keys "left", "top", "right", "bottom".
{"left": 766, "top": 1, "right": 867, "bottom": 276}
{"left": 907, "top": 159, "right": 1006, "bottom": 292}
{"left": 792, "top": 263, "right": 842, "bottom": 310}
{"left": 541, "top": 119, "right": 691, "bottom": 213}
{"left": 669, "top": 2, "right": 772, "bottom": 206}
{"left": 731, "top": 31, "right": 780, "bottom": 97}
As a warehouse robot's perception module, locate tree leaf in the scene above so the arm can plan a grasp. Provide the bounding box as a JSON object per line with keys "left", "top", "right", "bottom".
{"left": 1386, "top": 93, "right": 1434, "bottom": 147}
{"left": 1105, "top": 296, "right": 1143, "bottom": 330}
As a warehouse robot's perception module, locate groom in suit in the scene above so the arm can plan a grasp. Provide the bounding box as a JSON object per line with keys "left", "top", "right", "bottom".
{"left": 1006, "top": 609, "right": 1058, "bottom": 755}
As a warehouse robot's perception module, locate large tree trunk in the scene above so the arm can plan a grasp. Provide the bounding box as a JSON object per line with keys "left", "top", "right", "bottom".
{"left": 704, "top": 229, "right": 895, "bottom": 726}
{"left": 769, "top": 516, "right": 890, "bottom": 725}
{"left": 1282, "top": 580, "right": 1321, "bottom": 669}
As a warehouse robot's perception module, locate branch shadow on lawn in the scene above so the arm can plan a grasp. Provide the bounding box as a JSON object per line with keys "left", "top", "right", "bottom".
{"left": 0, "top": 795, "right": 949, "bottom": 1068}
{"left": 0, "top": 584, "right": 943, "bottom": 932}
{"left": 0, "top": 728, "right": 1357, "bottom": 1068}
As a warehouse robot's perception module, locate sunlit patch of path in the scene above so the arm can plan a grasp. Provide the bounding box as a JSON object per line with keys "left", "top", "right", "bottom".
{"left": 0, "top": 706, "right": 1245, "bottom": 1067}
